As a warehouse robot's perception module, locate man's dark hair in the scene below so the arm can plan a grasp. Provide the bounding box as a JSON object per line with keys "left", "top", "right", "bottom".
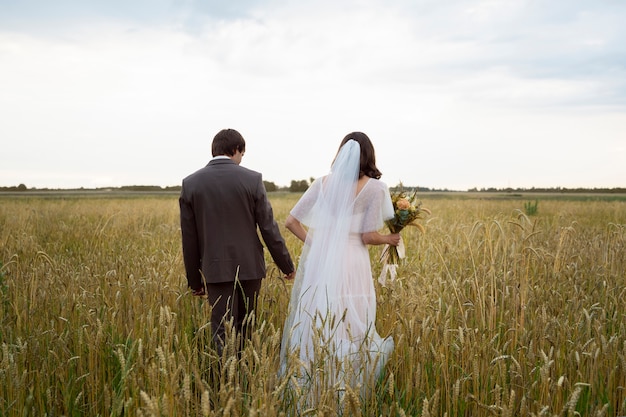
{"left": 212, "top": 129, "right": 246, "bottom": 157}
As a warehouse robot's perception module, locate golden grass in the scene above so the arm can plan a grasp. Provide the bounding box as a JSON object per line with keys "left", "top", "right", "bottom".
{"left": 1, "top": 194, "right": 625, "bottom": 416}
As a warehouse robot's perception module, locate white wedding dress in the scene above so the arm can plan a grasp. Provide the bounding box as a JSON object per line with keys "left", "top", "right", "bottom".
{"left": 280, "top": 141, "right": 395, "bottom": 405}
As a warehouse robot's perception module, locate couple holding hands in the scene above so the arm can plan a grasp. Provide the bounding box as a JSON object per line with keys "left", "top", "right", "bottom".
{"left": 179, "top": 128, "right": 401, "bottom": 400}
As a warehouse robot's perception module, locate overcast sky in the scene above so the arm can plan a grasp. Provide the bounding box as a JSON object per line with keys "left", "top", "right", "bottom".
{"left": 1, "top": 0, "right": 625, "bottom": 190}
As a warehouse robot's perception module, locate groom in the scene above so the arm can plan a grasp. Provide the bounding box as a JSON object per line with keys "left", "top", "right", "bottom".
{"left": 179, "top": 128, "right": 295, "bottom": 355}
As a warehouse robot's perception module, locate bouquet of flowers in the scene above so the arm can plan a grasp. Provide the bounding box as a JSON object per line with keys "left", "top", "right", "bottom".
{"left": 379, "top": 187, "right": 430, "bottom": 285}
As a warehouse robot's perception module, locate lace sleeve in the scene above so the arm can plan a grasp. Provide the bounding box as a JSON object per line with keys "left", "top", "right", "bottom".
{"left": 357, "top": 179, "right": 394, "bottom": 233}
{"left": 290, "top": 177, "right": 322, "bottom": 227}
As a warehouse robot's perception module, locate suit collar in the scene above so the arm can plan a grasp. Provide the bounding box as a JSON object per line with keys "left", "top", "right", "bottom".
{"left": 208, "top": 157, "right": 236, "bottom": 166}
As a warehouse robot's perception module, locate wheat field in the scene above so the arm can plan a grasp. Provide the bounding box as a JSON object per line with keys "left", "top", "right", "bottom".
{"left": 1, "top": 193, "right": 625, "bottom": 416}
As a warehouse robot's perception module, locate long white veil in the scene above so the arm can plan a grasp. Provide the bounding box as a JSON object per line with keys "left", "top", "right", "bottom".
{"left": 281, "top": 140, "right": 361, "bottom": 368}
{"left": 280, "top": 139, "right": 395, "bottom": 407}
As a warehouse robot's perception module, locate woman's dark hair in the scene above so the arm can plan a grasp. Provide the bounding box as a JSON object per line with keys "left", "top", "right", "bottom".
{"left": 337, "top": 131, "right": 382, "bottom": 179}
{"left": 212, "top": 129, "right": 246, "bottom": 157}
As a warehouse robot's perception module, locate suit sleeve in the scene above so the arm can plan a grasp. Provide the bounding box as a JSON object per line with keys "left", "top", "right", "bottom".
{"left": 179, "top": 187, "right": 203, "bottom": 290}
{"left": 254, "top": 177, "right": 295, "bottom": 275}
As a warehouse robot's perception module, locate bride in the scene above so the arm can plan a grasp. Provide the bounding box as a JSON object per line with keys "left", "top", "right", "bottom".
{"left": 280, "top": 132, "right": 401, "bottom": 406}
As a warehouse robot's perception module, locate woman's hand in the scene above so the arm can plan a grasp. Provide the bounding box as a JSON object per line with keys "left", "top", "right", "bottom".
{"left": 386, "top": 233, "right": 401, "bottom": 247}
{"left": 362, "top": 231, "right": 401, "bottom": 246}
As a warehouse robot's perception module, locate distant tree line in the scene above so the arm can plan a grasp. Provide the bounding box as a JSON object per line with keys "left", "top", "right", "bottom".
{"left": 118, "top": 185, "right": 181, "bottom": 192}
{"left": 0, "top": 184, "right": 28, "bottom": 192}
{"left": 2, "top": 183, "right": 625, "bottom": 194}
{"left": 466, "top": 186, "right": 626, "bottom": 194}
{"left": 263, "top": 178, "right": 315, "bottom": 192}
{"left": 0, "top": 184, "right": 182, "bottom": 192}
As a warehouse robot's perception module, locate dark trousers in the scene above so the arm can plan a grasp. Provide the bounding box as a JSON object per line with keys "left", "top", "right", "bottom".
{"left": 206, "top": 278, "right": 262, "bottom": 356}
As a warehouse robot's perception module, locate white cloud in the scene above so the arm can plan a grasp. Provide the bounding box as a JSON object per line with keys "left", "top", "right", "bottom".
{"left": 0, "top": 0, "right": 625, "bottom": 189}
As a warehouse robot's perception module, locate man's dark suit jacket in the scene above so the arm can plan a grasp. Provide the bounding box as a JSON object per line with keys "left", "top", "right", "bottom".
{"left": 179, "top": 158, "right": 294, "bottom": 291}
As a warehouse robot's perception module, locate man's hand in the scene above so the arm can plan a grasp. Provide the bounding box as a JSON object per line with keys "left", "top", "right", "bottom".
{"left": 192, "top": 287, "right": 206, "bottom": 297}
{"left": 284, "top": 271, "right": 296, "bottom": 281}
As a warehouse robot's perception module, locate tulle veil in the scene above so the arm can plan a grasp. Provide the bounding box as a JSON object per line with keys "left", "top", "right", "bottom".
{"left": 279, "top": 139, "right": 395, "bottom": 409}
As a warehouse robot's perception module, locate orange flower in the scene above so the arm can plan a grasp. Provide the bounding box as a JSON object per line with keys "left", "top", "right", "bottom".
{"left": 396, "top": 198, "right": 411, "bottom": 210}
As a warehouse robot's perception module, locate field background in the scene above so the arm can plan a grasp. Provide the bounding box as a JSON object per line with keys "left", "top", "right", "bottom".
{"left": 1, "top": 192, "right": 625, "bottom": 416}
